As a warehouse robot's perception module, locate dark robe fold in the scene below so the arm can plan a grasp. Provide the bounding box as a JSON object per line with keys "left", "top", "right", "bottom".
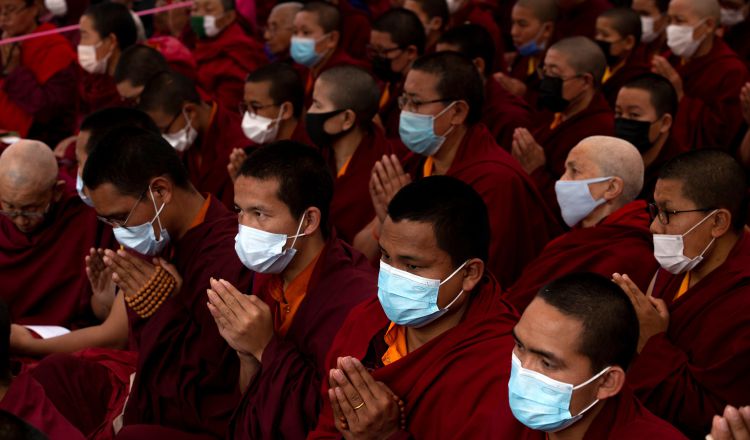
{"left": 508, "top": 52, "right": 544, "bottom": 109}
{"left": 723, "top": 23, "right": 750, "bottom": 67}
{"left": 78, "top": 71, "right": 121, "bottom": 118}
{"left": 309, "top": 275, "right": 534, "bottom": 439}
{"left": 483, "top": 77, "right": 533, "bottom": 151}
{"left": 505, "top": 201, "right": 657, "bottom": 312}
{"left": 627, "top": 231, "right": 750, "bottom": 438}
{"left": 553, "top": 0, "right": 613, "bottom": 42}
{"left": 338, "top": 2, "right": 371, "bottom": 60}
{"left": 403, "top": 124, "right": 562, "bottom": 288}
{"left": 229, "top": 234, "right": 377, "bottom": 439}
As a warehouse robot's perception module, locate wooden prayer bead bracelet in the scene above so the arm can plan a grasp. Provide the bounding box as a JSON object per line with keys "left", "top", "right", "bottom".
{"left": 124, "top": 266, "right": 176, "bottom": 319}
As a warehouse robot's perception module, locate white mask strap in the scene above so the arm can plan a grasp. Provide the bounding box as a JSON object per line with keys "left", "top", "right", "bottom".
{"left": 287, "top": 214, "right": 307, "bottom": 250}
{"left": 439, "top": 259, "right": 470, "bottom": 286}
{"left": 682, "top": 209, "right": 719, "bottom": 237}
{"left": 572, "top": 365, "right": 611, "bottom": 390}
{"left": 442, "top": 289, "right": 464, "bottom": 311}
{"left": 148, "top": 186, "right": 166, "bottom": 231}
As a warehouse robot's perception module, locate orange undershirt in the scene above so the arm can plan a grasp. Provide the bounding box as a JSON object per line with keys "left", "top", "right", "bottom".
{"left": 267, "top": 250, "right": 323, "bottom": 336}
{"left": 527, "top": 55, "right": 540, "bottom": 77}
{"left": 602, "top": 59, "right": 626, "bottom": 84}
{"left": 379, "top": 83, "right": 391, "bottom": 110}
{"left": 550, "top": 113, "right": 564, "bottom": 130}
{"left": 382, "top": 322, "right": 408, "bottom": 365}
{"left": 423, "top": 156, "right": 435, "bottom": 177}
{"left": 337, "top": 156, "right": 353, "bottom": 178}
{"left": 188, "top": 194, "right": 211, "bottom": 229}
{"left": 674, "top": 271, "right": 691, "bottom": 300}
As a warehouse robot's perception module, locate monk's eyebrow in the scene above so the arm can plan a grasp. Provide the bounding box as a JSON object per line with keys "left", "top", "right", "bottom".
{"left": 512, "top": 329, "right": 566, "bottom": 367}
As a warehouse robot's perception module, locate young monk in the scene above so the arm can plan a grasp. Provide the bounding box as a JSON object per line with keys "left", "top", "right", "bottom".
{"left": 208, "top": 141, "right": 376, "bottom": 438}
{"left": 113, "top": 45, "right": 172, "bottom": 103}
{"left": 402, "top": 0, "right": 448, "bottom": 54}
{"left": 310, "top": 176, "right": 530, "bottom": 438}
{"left": 631, "top": 0, "right": 670, "bottom": 56}
{"left": 445, "top": 0, "right": 505, "bottom": 72}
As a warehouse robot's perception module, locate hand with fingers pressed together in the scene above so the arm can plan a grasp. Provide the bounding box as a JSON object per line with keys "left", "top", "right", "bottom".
{"left": 86, "top": 247, "right": 117, "bottom": 316}
{"left": 612, "top": 272, "right": 669, "bottom": 352}
{"left": 512, "top": 127, "right": 546, "bottom": 174}
{"left": 369, "top": 154, "right": 411, "bottom": 224}
{"left": 102, "top": 248, "right": 182, "bottom": 300}
{"left": 709, "top": 405, "right": 750, "bottom": 440}
{"left": 328, "top": 356, "right": 405, "bottom": 440}
{"left": 206, "top": 277, "right": 274, "bottom": 361}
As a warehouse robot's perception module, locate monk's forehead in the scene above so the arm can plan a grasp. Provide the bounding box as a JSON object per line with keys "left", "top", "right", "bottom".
{"left": 380, "top": 218, "right": 447, "bottom": 260}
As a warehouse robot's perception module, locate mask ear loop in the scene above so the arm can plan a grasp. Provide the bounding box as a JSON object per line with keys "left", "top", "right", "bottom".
{"left": 286, "top": 213, "right": 308, "bottom": 251}
{"left": 438, "top": 259, "right": 470, "bottom": 310}
{"left": 148, "top": 187, "right": 167, "bottom": 240}
{"left": 568, "top": 365, "right": 611, "bottom": 417}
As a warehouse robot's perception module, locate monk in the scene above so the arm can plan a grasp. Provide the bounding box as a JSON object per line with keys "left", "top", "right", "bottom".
{"left": 596, "top": 8, "right": 653, "bottom": 107}
{"left": 310, "top": 176, "right": 529, "bottom": 439}
{"left": 652, "top": 0, "right": 749, "bottom": 150}
{"left": 263, "top": 2, "right": 302, "bottom": 63}
{"left": 357, "top": 52, "right": 560, "bottom": 288}
{"left": 554, "top": 0, "right": 614, "bottom": 41}
{"left": 138, "top": 70, "right": 247, "bottom": 208}
{"left": 30, "top": 127, "right": 252, "bottom": 439}
{"left": 290, "top": 2, "right": 369, "bottom": 105}
{"left": 614, "top": 73, "right": 684, "bottom": 199}
{"left": 512, "top": 37, "right": 614, "bottom": 212}
{"left": 113, "top": 45, "right": 171, "bottom": 103}
{"left": 512, "top": 273, "right": 687, "bottom": 439}
{"left": 720, "top": 0, "right": 750, "bottom": 64}
{"left": 0, "top": 0, "right": 77, "bottom": 146}
{"left": 190, "top": 0, "right": 267, "bottom": 111}
{"left": 445, "top": 0, "right": 505, "bottom": 72}
{"left": 306, "top": 66, "right": 393, "bottom": 244}
{"left": 227, "top": 62, "right": 310, "bottom": 180}
{"left": 505, "top": 136, "right": 657, "bottom": 312}
{"left": 632, "top": 0, "right": 670, "bottom": 56}
{"left": 370, "top": 8, "right": 425, "bottom": 139}
{"left": 77, "top": 2, "right": 138, "bottom": 115}
{"left": 403, "top": 0, "right": 448, "bottom": 54}
{"left": 207, "top": 142, "right": 376, "bottom": 438}
{"left": 614, "top": 150, "right": 750, "bottom": 438}
{"left": 0, "top": 141, "right": 101, "bottom": 328}
{"left": 437, "top": 24, "right": 533, "bottom": 151}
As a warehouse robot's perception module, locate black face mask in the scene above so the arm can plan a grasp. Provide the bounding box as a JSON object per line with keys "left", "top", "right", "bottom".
{"left": 537, "top": 76, "right": 570, "bottom": 113}
{"left": 595, "top": 39, "right": 620, "bottom": 67}
{"left": 614, "top": 117, "right": 654, "bottom": 153}
{"left": 372, "top": 56, "right": 402, "bottom": 84}
{"left": 305, "top": 109, "right": 351, "bottom": 147}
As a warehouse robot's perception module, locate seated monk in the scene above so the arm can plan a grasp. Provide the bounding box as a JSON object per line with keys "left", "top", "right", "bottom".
{"left": 632, "top": 0, "right": 670, "bottom": 57}
{"left": 614, "top": 73, "right": 684, "bottom": 199}
{"left": 28, "top": 127, "right": 252, "bottom": 439}
{"left": 77, "top": 2, "right": 138, "bottom": 115}
{"left": 445, "top": 0, "right": 505, "bottom": 72}
{"left": 290, "top": 2, "right": 369, "bottom": 105}
{"left": 720, "top": 0, "right": 750, "bottom": 65}
{"left": 0, "top": 141, "right": 104, "bottom": 328}
{"left": 209, "top": 142, "right": 376, "bottom": 438}
{"left": 511, "top": 273, "right": 687, "bottom": 439}
{"left": 437, "top": 24, "right": 533, "bottom": 152}
{"left": 262, "top": 2, "right": 302, "bottom": 63}
{"left": 505, "top": 136, "right": 657, "bottom": 312}
{"left": 190, "top": 0, "right": 267, "bottom": 111}
{"left": 306, "top": 66, "right": 394, "bottom": 244}
{"left": 0, "top": 0, "right": 77, "bottom": 146}
{"left": 310, "top": 176, "right": 530, "bottom": 439}
{"left": 553, "top": 0, "right": 614, "bottom": 41}
{"left": 113, "top": 45, "right": 178, "bottom": 104}
{"left": 355, "top": 52, "right": 560, "bottom": 287}
{"left": 403, "top": 0, "right": 448, "bottom": 54}
{"left": 138, "top": 70, "right": 247, "bottom": 208}
{"left": 512, "top": 36, "right": 614, "bottom": 213}
{"left": 613, "top": 150, "right": 750, "bottom": 437}
{"left": 370, "top": 8, "right": 425, "bottom": 139}
{"left": 652, "top": 0, "right": 749, "bottom": 150}
{"left": 595, "top": 8, "right": 653, "bottom": 108}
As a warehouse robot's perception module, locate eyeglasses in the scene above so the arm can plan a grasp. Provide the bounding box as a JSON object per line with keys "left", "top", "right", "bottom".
{"left": 97, "top": 190, "right": 146, "bottom": 229}
{"left": 238, "top": 101, "right": 277, "bottom": 116}
{"left": 0, "top": 204, "right": 49, "bottom": 219}
{"left": 366, "top": 44, "right": 403, "bottom": 59}
{"left": 647, "top": 203, "right": 716, "bottom": 225}
{"left": 397, "top": 95, "right": 457, "bottom": 112}
{"left": 162, "top": 110, "right": 183, "bottom": 134}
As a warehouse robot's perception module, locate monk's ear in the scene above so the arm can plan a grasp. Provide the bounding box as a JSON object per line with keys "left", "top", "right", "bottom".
{"left": 149, "top": 176, "right": 173, "bottom": 205}
{"left": 623, "top": 35, "right": 636, "bottom": 52}
{"left": 658, "top": 113, "right": 673, "bottom": 135}
{"left": 221, "top": 9, "right": 236, "bottom": 28}
{"left": 52, "top": 179, "right": 65, "bottom": 202}
{"left": 449, "top": 100, "right": 469, "bottom": 126}
{"left": 595, "top": 366, "right": 625, "bottom": 401}
{"left": 301, "top": 207, "right": 322, "bottom": 236}
{"left": 279, "top": 101, "right": 294, "bottom": 121}
{"left": 105, "top": 33, "right": 119, "bottom": 54}
{"left": 460, "top": 257, "right": 484, "bottom": 293}
{"left": 340, "top": 109, "right": 357, "bottom": 132}
{"left": 604, "top": 176, "right": 624, "bottom": 201}
{"left": 404, "top": 44, "right": 419, "bottom": 62}
{"left": 710, "top": 209, "right": 733, "bottom": 238}
{"left": 472, "top": 57, "right": 486, "bottom": 78}
{"left": 327, "top": 30, "right": 340, "bottom": 49}
{"left": 428, "top": 17, "right": 443, "bottom": 33}
{"left": 541, "top": 22, "right": 555, "bottom": 42}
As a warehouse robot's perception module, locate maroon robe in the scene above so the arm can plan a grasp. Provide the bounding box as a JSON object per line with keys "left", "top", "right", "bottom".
{"left": 78, "top": 71, "right": 121, "bottom": 118}
{"left": 530, "top": 92, "right": 614, "bottom": 211}
{"left": 193, "top": 22, "right": 268, "bottom": 112}
{"left": 627, "top": 231, "right": 750, "bottom": 438}
{"left": 553, "top": 0, "right": 613, "bottom": 42}
{"left": 668, "top": 39, "right": 749, "bottom": 151}
{"left": 325, "top": 124, "right": 394, "bottom": 244}
{"left": 508, "top": 52, "right": 544, "bottom": 109}
{"left": 187, "top": 103, "right": 249, "bottom": 209}
{"left": 339, "top": 2, "right": 371, "bottom": 60}
{"left": 601, "top": 47, "right": 652, "bottom": 108}
{"left": 404, "top": 124, "right": 562, "bottom": 288}
{"left": 0, "top": 186, "right": 110, "bottom": 327}
{"left": 450, "top": 0, "right": 506, "bottom": 72}
{"left": 505, "top": 201, "right": 657, "bottom": 312}
{"left": 309, "top": 275, "right": 534, "bottom": 439}
{"left": 229, "top": 234, "right": 377, "bottom": 439}
{"left": 378, "top": 79, "right": 403, "bottom": 140}
{"left": 483, "top": 77, "right": 533, "bottom": 151}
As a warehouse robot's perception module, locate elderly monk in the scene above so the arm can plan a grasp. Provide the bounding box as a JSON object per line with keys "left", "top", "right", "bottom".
{"left": 512, "top": 36, "right": 614, "bottom": 213}
{"left": 512, "top": 273, "right": 687, "bottom": 439}
{"left": 0, "top": 140, "right": 102, "bottom": 327}
{"left": 310, "top": 176, "right": 529, "bottom": 439}
{"left": 25, "top": 127, "right": 252, "bottom": 439}
{"left": 614, "top": 150, "right": 750, "bottom": 438}
{"left": 210, "top": 141, "right": 376, "bottom": 439}
{"left": 651, "top": 0, "right": 749, "bottom": 150}
{"left": 506, "top": 136, "right": 657, "bottom": 312}
{"left": 263, "top": 2, "right": 303, "bottom": 63}
{"left": 356, "top": 52, "right": 560, "bottom": 288}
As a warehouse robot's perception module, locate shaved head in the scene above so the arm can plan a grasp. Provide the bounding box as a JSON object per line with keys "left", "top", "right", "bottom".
{"left": 549, "top": 37, "right": 607, "bottom": 87}
{"left": 516, "top": 0, "right": 559, "bottom": 22}
{"left": 575, "top": 136, "right": 644, "bottom": 202}
{"left": 318, "top": 66, "right": 380, "bottom": 122}
{"left": 0, "top": 140, "right": 58, "bottom": 191}
{"left": 674, "top": 0, "right": 721, "bottom": 20}
{"left": 271, "top": 1, "right": 303, "bottom": 17}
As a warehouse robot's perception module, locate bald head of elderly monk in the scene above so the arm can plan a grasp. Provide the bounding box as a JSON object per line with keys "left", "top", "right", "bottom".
{"left": 555, "top": 136, "right": 644, "bottom": 228}
{"left": 0, "top": 141, "right": 64, "bottom": 234}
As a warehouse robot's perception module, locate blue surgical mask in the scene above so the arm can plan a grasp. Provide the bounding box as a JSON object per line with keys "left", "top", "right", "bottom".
{"left": 516, "top": 26, "right": 547, "bottom": 57}
{"left": 398, "top": 102, "right": 455, "bottom": 156}
{"left": 290, "top": 35, "right": 326, "bottom": 67}
{"left": 76, "top": 174, "right": 94, "bottom": 207}
{"left": 377, "top": 259, "right": 468, "bottom": 328}
{"left": 509, "top": 352, "right": 610, "bottom": 432}
{"left": 554, "top": 176, "right": 612, "bottom": 227}
{"left": 113, "top": 188, "right": 170, "bottom": 256}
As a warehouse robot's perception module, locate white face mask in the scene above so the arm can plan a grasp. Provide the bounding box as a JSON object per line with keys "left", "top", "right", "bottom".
{"left": 113, "top": 188, "right": 171, "bottom": 256}
{"left": 666, "top": 20, "right": 706, "bottom": 58}
{"left": 203, "top": 15, "right": 221, "bottom": 38}
{"left": 720, "top": 7, "right": 746, "bottom": 27}
{"left": 554, "top": 176, "right": 612, "bottom": 227}
{"left": 44, "top": 0, "right": 67, "bottom": 17}
{"left": 162, "top": 110, "right": 198, "bottom": 152}
{"left": 640, "top": 16, "right": 658, "bottom": 43}
{"left": 241, "top": 108, "right": 282, "bottom": 144}
{"left": 76, "top": 174, "right": 94, "bottom": 207}
{"left": 653, "top": 209, "right": 718, "bottom": 274}
{"left": 77, "top": 42, "right": 110, "bottom": 74}
{"left": 234, "top": 216, "right": 306, "bottom": 274}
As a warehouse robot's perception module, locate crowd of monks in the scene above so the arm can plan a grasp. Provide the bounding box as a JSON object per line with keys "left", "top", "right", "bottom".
{"left": 0, "top": 0, "right": 749, "bottom": 438}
